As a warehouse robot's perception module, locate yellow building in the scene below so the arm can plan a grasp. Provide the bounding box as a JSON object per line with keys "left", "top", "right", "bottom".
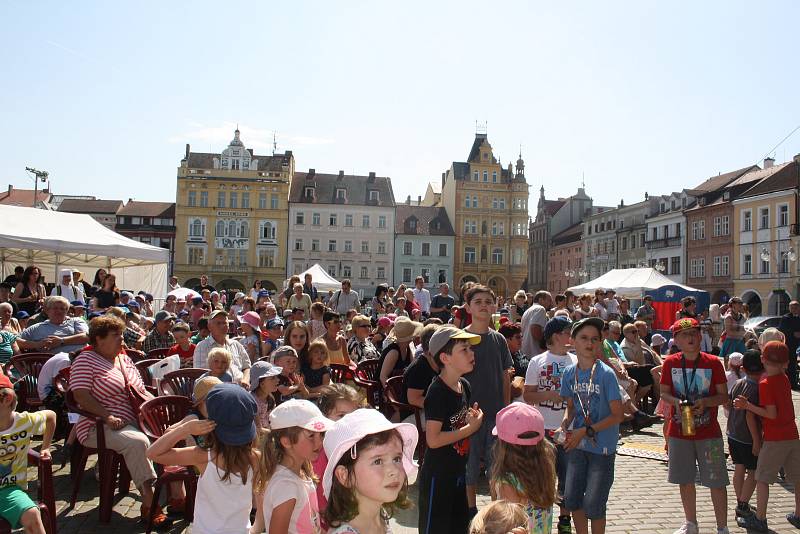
{"left": 174, "top": 129, "right": 294, "bottom": 292}
{"left": 732, "top": 157, "right": 800, "bottom": 316}
{"left": 441, "top": 132, "right": 530, "bottom": 297}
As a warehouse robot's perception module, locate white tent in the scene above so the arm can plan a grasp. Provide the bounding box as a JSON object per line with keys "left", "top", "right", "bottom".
{"left": 0, "top": 204, "right": 169, "bottom": 298}
{"left": 286, "top": 263, "right": 341, "bottom": 292}
{"left": 567, "top": 268, "right": 702, "bottom": 299}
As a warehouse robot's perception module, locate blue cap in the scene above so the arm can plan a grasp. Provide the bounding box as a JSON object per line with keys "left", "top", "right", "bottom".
{"left": 266, "top": 318, "right": 284, "bottom": 329}
{"left": 126, "top": 300, "right": 140, "bottom": 310}
{"left": 70, "top": 300, "right": 86, "bottom": 308}
{"left": 120, "top": 291, "right": 134, "bottom": 298}
{"left": 543, "top": 316, "right": 572, "bottom": 342}
{"left": 258, "top": 289, "right": 270, "bottom": 298}
{"left": 87, "top": 311, "right": 104, "bottom": 320}
{"left": 15, "top": 311, "right": 29, "bottom": 320}
{"left": 205, "top": 383, "right": 258, "bottom": 446}
{"left": 191, "top": 296, "right": 203, "bottom": 304}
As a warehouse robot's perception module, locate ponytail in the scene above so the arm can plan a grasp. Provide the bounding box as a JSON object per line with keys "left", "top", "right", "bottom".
{"left": 256, "top": 426, "right": 315, "bottom": 493}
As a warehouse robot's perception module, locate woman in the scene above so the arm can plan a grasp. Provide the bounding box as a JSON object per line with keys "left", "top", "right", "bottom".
{"left": 249, "top": 280, "right": 262, "bottom": 301}
{"left": 593, "top": 289, "right": 608, "bottom": 320}
{"left": 346, "top": 314, "right": 380, "bottom": 363}
{"left": 509, "top": 290, "right": 528, "bottom": 323}
{"left": 70, "top": 315, "right": 169, "bottom": 527}
{"left": 370, "top": 284, "right": 390, "bottom": 322}
{"left": 280, "top": 275, "right": 301, "bottom": 308}
{"left": 94, "top": 273, "right": 120, "bottom": 309}
{"left": 0, "top": 302, "right": 21, "bottom": 334}
{"left": 620, "top": 323, "right": 660, "bottom": 400}
{"left": 572, "top": 293, "right": 595, "bottom": 321}
{"left": 12, "top": 265, "right": 46, "bottom": 316}
{"left": 321, "top": 310, "right": 350, "bottom": 366}
{"left": 404, "top": 288, "right": 421, "bottom": 320}
{"left": 286, "top": 282, "right": 312, "bottom": 318}
{"left": 0, "top": 304, "right": 20, "bottom": 363}
{"left": 721, "top": 297, "right": 747, "bottom": 359}
{"left": 282, "top": 320, "right": 310, "bottom": 364}
{"left": 72, "top": 270, "right": 94, "bottom": 299}
{"left": 378, "top": 316, "right": 421, "bottom": 387}
{"left": 91, "top": 268, "right": 107, "bottom": 293}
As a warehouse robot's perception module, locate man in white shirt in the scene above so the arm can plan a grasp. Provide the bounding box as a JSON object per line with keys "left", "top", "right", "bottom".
{"left": 194, "top": 309, "right": 251, "bottom": 388}
{"left": 412, "top": 276, "right": 432, "bottom": 317}
{"left": 50, "top": 269, "right": 85, "bottom": 303}
{"left": 329, "top": 279, "right": 361, "bottom": 315}
{"left": 520, "top": 290, "right": 552, "bottom": 358}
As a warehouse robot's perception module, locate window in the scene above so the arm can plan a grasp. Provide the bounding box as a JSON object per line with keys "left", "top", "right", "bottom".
{"left": 713, "top": 217, "right": 721, "bottom": 236}
{"left": 439, "top": 243, "right": 447, "bottom": 256}
{"left": 721, "top": 255, "right": 729, "bottom": 276}
{"left": 230, "top": 192, "right": 238, "bottom": 208}
{"left": 670, "top": 256, "right": 680, "bottom": 275}
{"left": 408, "top": 219, "right": 417, "bottom": 232}
{"left": 675, "top": 222, "right": 681, "bottom": 237}
{"left": 360, "top": 266, "right": 368, "bottom": 279}
{"left": 492, "top": 248, "right": 504, "bottom": 264}
{"left": 361, "top": 241, "right": 369, "bottom": 253}
{"left": 199, "top": 191, "right": 208, "bottom": 207}
{"left": 336, "top": 188, "right": 346, "bottom": 200}
{"left": 259, "top": 221, "right": 276, "bottom": 240}
{"left": 258, "top": 249, "right": 275, "bottom": 268}
{"left": 345, "top": 214, "right": 353, "bottom": 227}
{"left": 464, "top": 247, "right": 476, "bottom": 263}
{"left": 271, "top": 194, "right": 279, "bottom": 209}
{"left": 690, "top": 258, "right": 704, "bottom": 278}
{"left": 781, "top": 249, "right": 790, "bottom": 273}
{"left": 692, "top": 220, "right": 705, "bottom": 240}
{"left": 621, "top": 236, "right": 627, "bottom": 250}
{"left": 239, "top": 220, "right": 249, "bottom": 237}
{"left": 512, "top": 248, "right": 524, "bottom": 265}
{"left": 473, "top": 171, "right": 478, "bottom": 181}
{"left": 328, "top": 240, "right": 337, "bottom": 252}
{"left": 377, "top": 267, "right": 385, "bottom": 279}
{"left": 241, "top": 193, "right": 250, "bottom": 209}
{"left": 422, "top": 243, "right": 430, "bottom": 256}
{"left": 492, "top": 222, "right": 499, "bottom": 236}
{"left": 312, "top": 213, "right": 320, "bottom": 226}
{"left": 472, "top": 196, "right": 478, "bottom": 208}
{"left": 342, "top": 265, "right": 352, "bottom": 278}
{"left": 189, "top": 218, "right": 205, "bottom": 238}
{"left": 328, "top": 265, "right": 336, "bottom": 277}
{"left": 743, "top": 254, "right": 752, "bottom": 275}
{"left": 421, "top": 268, "right": 431, "bottom": 283}
{"left": 498, "top": 198, "right": 505, "bottom": 209}
{"left": 721, "top": 215, "right": 729, "bottom": 235}
{"left": 369, "top": 190, "right": 379, "bottom": 202}
{"left": 259, "top": 193, "right": 267, "bottom": 209}
{"left": 437, "top": 269, "right": 447, "bottom": 283}
{"left": 492, "top": 171, "right": 497, "bottom": 183}
{"left": 761, "top": 256, "right": 769, "bottom": 274}
{"left": 378, "top": 216, "right": 386, "bottom": 229}
{"left": 329, "top": 213, "right": 337, "bottom": 226}
{"left": 482, "top": 170, "right": 488, "bottom": 182}
{"left": 305, "top": 187, "right": 315, "bottom": 198}
{"left": 779, "top": 204, "right": 789, "bottom": 227}
{"left": 217, "top": 191, "right": 225, "bottom": 208}
{"left": 187, "top": 246, "right": 204, "bottom": 265}
{"left": 465, "top": 197, "right": 471, "bottom": 208}
{"left": 344, "top": 240, "right": 352, "bottom": 253}
{"left": 378, "top": 241, "right": 386, "bottom": 254}
{"left": 714, "top": 255, "right": 729, "bottom": 276}
{"left": 362, "top": 215, "right": 370, "bottom": 228}
{"left": 215, "top": 220, "right": 225, "bottom": 237}
{"left": 296, "top": 212, "right": 305, "bottom": 225}
{"left": 743, "top": 210, "right": 752, "bottom": 232}
{"left": 402, "top": 268, "right": 412, "bottom": 283}
{"left": 311, "top": 239, "right": 320, "bottom": 252}
{"left": 492, "top": 198, "right": 498, "bottom": 209}
{"left": 187, "top": 191, "right": 196, "bottom": 207}
{"left": 294, "top": 239, "right": 303, "bottom": 251}
{"left": 759, "top": 208, "right": 769, "bottom": 229}
{"left": 403, "top": 242, "right": 412, "bottom": 255}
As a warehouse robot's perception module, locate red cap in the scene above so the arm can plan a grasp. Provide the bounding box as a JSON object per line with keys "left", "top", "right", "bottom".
{"left": 0, "top": 373, "right": 13, "bottom": 390}
{"left": 670, "top": 317, "right": 700, "bottom": 334}
{"left": 762, "top": 341, "right": 789, "bottom": 364}
{"left": 498, "top": 316, "right": 510, "bottom": 326}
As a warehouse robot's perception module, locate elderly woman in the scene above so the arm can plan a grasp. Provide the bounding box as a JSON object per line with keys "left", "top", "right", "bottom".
{"left": 287, "top": 282, "right": 312, "bottom": 318}
{"left": 620, "top": 322, "right": 660, "bottom": 405}
{"left": 378, "top": 317, "right": 422, "bottom": 387}
{"left": 18, "top": 296, "right": 89, "bottom": 354}
{"left": 12, "top": 265, "right": 46, "bottom": 316}
{"left": 347, "top": 314, "right": 380, "bottom": 363}
{"left": 0, "top": 302, "right": 21, "bottom": 334}
{"left": 509, "top": 290, "right": 528, "bottom": 322}
{"left": 403, "top": 288, "right": 421, "bottom": 320}
{"left": 70, "top": 315, "right": 169, "bottom": 527}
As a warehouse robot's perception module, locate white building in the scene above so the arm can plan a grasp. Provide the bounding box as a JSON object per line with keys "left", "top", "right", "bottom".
{"left": 288, "top": 169, "right": 396, "bottom": 297}
{"left": 645, "top": 190, "right": 697, "bottom": 284}
{"left": 394, "top": 204, "right": 455, "bottom": 288}
{"left": 583, "top": 207, "right": 619, "bottom": 280}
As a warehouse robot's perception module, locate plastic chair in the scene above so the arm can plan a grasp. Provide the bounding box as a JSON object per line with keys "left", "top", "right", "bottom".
{"left": 329, "top": 363, "right": 354, "bottom": 383}
{"left": 0, "top": 449, "right": 56, "bottom": 534}
{"left": 65, "top": 390, "right": 132, "bottom": 523}
{"left": 124, "top": 348, "right": 146, "bottom": 363}
{"left": 384, "top": 376, "right": 426, "bottom": 459}
{"left": 138, "top": 396, "right": 196, "bottom": 533}
{"left": 159, "top": 368, "right": 206, "bottom": 397}
{"left": 8, "top": 353, "right": 51, "bottom": 411}
{"left": 146, "top": 348, "right": 172, "bottom": 359}
{"left": 354, "top": 359, "right": 382, "bottom": 410}
{"left": 135, "top": 359, "right": 160, "bottom": 394}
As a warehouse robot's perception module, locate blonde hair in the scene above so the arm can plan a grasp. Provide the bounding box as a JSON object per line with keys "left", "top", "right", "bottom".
{"left": 759, "top": 327, "right": 786, "bottom": 349}
{"left": 490, "top": 438, "right": 557, "bottom": 509}
{"left": 469, "top": 500, "right": 527, "bottom": 534}
{"left": 306, "top": 339, "right": 328, "bottom": 367}
{"left": 207, "top": 347, "right": 232, "bottom": 367}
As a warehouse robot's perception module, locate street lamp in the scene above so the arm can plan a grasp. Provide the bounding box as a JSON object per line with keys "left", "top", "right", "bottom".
{"left": 653, "top": 262, "right": 666, "bottom": 273}
{"left": 761, "top": 246, "right": 797, "bottom": 314}
{"left": 24, "top": 167, "right": 49, "bottom": 208}
{"left": 565, "top": 269, "right": 588, "bottom": 287}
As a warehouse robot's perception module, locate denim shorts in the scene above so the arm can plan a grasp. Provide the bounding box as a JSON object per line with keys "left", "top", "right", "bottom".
{"left": 564, "top": 449, "right": 616, "bottom": 519}
{"left": 466, "top": 418, "right": 496, "bottom": 485}
{"left": 546, "top": 433, "right": 568, "bottom": 497}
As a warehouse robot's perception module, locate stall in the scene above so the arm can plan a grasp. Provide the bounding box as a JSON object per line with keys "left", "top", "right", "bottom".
{"left": 285, "top": 263, "right": 341, "bottom": 293}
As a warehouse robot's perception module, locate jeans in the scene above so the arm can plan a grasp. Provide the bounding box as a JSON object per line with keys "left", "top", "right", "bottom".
{"left": 564, "top": 449, "right": 615, "bottom": 519}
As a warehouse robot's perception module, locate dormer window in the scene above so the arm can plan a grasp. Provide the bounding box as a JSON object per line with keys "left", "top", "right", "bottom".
{"left": 409, "top": 219, "right": 417, "bottom": 231}
{"left": 336, "top": 188, "right": 346, "bottom": 200}
{"left": 369, "top": 190, "right": 379, "bottom": 202}
{"left": 304, "top": 187, "right": 315, "bottom": 198}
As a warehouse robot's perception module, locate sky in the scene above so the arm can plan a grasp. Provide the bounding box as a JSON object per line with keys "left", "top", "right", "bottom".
{"left": 2, "top": 1, "right": 800, "bottom": 217}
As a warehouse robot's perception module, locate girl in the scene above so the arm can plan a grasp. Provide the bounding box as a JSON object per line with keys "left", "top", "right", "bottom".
{"left": 322, "top": 408, "right": 418, "bottom": 534}
{"left": 240, "top": 311, "right": 264, "bottom": 362}
{"left": 301, "top": 340, "right": 330, "bottom": 399}
{"left": 283, "top": 321, "right": 310, "bottom": 364}
{"left": 259, "top": 399, "right": 335, "bottom": 534}
{"left": 490, "top": 402, "right": 557, "bottom": 533}
{"left": 250, "top": 360, "right": 282, "bottom": 432}
{"left": 469, "top": 501, "right": 528, "bottom": 534}
{"left": 147, "top": 383, "right": 260, "bottom": 534}
{"left": 203, "top": 347, "right": 234, "bottom": 382}
{"left": 308, "top": 302, "right": 326, "bottom": 341}
{"left": 272, "top": 346, "right": 309, "bottom": 403}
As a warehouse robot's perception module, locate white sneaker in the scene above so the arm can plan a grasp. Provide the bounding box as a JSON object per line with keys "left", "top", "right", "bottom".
{"left": 673, "top": 522, "right": 699, "bottom": 534}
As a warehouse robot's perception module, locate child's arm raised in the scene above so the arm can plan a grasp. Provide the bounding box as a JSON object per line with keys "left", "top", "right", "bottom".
{"left": 146, "top": 419, "right": 214, "bottom": 467}
{"left": 425, "top": 403, "right": 483, "bottom": 449}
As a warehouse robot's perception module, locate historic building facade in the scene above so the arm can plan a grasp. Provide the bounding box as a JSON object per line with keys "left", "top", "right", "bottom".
{"left": 116, "top": 201, "right": 177, "bottom": 274}
{"left": 547, "top": 223, "right": 584, "bottom": 294}
{"left": 394, "top": 204, "right": 454, "bottom": 288}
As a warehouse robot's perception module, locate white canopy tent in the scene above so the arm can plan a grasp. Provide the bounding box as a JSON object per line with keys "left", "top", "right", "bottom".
{"left": 286, "top": 263, "right": 341, "bottom": 292}
{"left": 0, "top": 204, "right": 169, "bottom": 298}
{"left": 567, "top": 268, "right": 702, "bottom": 299}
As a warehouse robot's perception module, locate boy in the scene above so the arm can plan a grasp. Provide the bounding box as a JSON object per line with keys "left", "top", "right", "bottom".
{"left": 560, "top": 317, "right": 623, "bottom": 534}
{"left": 734, "top": 341, "right": 800, "bottom": 531}
{"left": 525, "top": 316, "right": 578, "bottom": 534}
{"left": 659, "top": 318, "right": 730, "bottom": 534}
{"left": 0, "top": 372, "right": 56, "bottom": 534}
{"left": 190, "top": 317, "right": 209, "bottom": 344}
{"left": 262, "top": 318, "right": 284, "bottom": 358}
{"left": 726, "top": 349, "right": 763, "bottom": 521}
{"left": 168, "top": 323, "right": 196, "bottom": 367}
{"left": 418, "top": 325, "right": 484, "bottom": 534}
{"left": 462, "top": 284, "right": 514, "bottom": 515}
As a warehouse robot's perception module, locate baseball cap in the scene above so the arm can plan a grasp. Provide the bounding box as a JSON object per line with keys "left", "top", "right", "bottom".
{"left": 70, "top": 300, "right": 86, "bottom": 308}
{"left": 249, "top": 361, "right": 283, "bottom": 392}
{"left": 271, "top": 345, "right": 298, "bottom": 361}
{"left": 428, "top": 325, "right": 480, "bottom": 358}
{"left": 192, "top": 376, "right": 222, "bottom": 405}
{"left": 240, "top": 311, "right": 261, "bottom": 331}
{"left": 234, "top": 292, "right": 245, "bottom": 300}
{"left": 322, "top": 408, "right": 418, "bottom": 498}
{"left": 570, "top": 317, "right": 605, "bottom": 337}
{"left": 492, "top": 402, "right": 545, "bottom": 446}
{"left": 14, "top": 311, "right": 29, "bottom": 320}
{"left": 762, "top": 341, "right": 789, "bottom": 364}
{"left": 0, "top": 373, "right": 13, "bottom": 390}
{"left": 670, "top": 317, "right": 700, "bottom": 334}
{"left": 120, "top": 291, "right": 134, "bottom": 299}
{"left": 266, "top": 318, "right": 284, "bottom": 330}
{"left": 544, "top": 317, "right": 572, "bottom": 342}
{"left": 269, "top": 399, "right": 335, "bottom": 432}
{"left": 258, "top": 289, "right": 270, "bottom": 298}
{"left": 126, "top": 300, "right": 141, "bottom": 310}
{"left": 205, "top": 383, "right": 258, "bottom": 445}
{"left": 742, "top": 349, "right": 765, "bottom": 373}
{"left": 87, "top": 311, "right": 103, "bottom": 320}
{"left": 728, "top": 352, "right": 743, "bottom": 367}
{"left": 154, "top": 310, "right": 175, "bottom": 323}
{"left": 208, "top": 309, "right": 228, "bottom": 321}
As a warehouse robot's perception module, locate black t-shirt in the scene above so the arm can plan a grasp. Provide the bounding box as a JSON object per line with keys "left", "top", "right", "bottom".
{"left": 301, "top": 364, "right": 330, "bottom": 389}
{"left": 402, "top": 354, "right": 437, "bottom": 404}
{"left": 422, "top": 376, "right": 471, "bottom": 475}
{"left": 194, "top": 284, "right": 216, "bottom": 293}
{"left": 95, "top": 289, "right": 119, "bottom": 309}
{"left": 430, "top": 294, "right": 455, "bottom": 322}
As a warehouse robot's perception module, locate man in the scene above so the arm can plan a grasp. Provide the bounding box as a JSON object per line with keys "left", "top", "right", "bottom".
{"left": 660, "top": 318, "right": 730, "bottom": 534}
{"left": 329, "top": 279, "right": 360, "bottom": 315}
{"left": 141, "top": 310, "right": 176, "bottom": 353}
{"left": 193, "top": 274, "right": 216, "bottom": 293}
{"left": 17, "top": 296, "right": 88, "bottom": 354}
{"left": 412, "top": 276, "right": 432, "bottom": 318}
{"left": 119, "top": 291, "right": 133, "bottom": 307}
{"left": 194, "top": 309, "right": 251, "bottom": 388}
{"left": 2, "top": 266, "right": 24, "bottom": 286}
{"left": 162, "top": 295, "right": 177, "bottom": 315}
{"left": 778, "top": 300, "right": 800, "bottom": 389}
{"left": 635, "top": 295, "right": 656, "bottom": 330}
{"left": 302, "top": 273, "right": 318, "bottom": 302}
{"left": 50, "top": 269, "right": 85, "bottom": 303}
{"left": 521, "top": 290, "right": 553, "bottom": 358}
{"left": 430, "top": 283, "right": 456, "bottom": 323}
{"left": 0, "top": 283, "right": 19, "bottom": 316}
{"left": 168, "top": 276, "right": 181, "bottom": 291}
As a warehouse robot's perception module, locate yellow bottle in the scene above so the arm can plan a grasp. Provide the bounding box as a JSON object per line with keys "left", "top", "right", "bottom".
{"left": 680, "top": 400, "right": 695, "bottom": 436}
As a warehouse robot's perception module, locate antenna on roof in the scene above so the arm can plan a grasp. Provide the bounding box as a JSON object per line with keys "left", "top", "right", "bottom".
{"left": 581, "top": 172, "right": 586, "bottom": 189}
{"left": 272, "top": 131, "right": 277, "bottom": 156}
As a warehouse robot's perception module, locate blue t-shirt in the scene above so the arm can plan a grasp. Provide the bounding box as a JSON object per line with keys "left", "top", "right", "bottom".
{"left": 560, "top": 360, "right": 622, "bottom": 455}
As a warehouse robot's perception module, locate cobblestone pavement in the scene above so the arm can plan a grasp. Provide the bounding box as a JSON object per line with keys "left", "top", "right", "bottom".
{"left": 27, "top": 393, "right": 800, "bottom": 533}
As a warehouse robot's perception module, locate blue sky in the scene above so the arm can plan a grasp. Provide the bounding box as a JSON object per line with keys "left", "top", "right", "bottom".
{"left": 2, "top": 1, "right": 799, "bottom": 215}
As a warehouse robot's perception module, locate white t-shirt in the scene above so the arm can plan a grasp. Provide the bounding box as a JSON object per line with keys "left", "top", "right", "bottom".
{"left": 36, "top": 352, "right": 71, "bottom": 401}
{"left": 520, "top": 304, "right": 548, "bottom": 358}
{"left": 594, "top": 302, "right": 608, "bottom": 320}
{"left": 262, "top": 465, "right": 323, "bottom": 534}
{"left": 605, "top": 298, "right": 620, "bottom": 315}
{"left": 525, "top": 350, "right": 578, "bottom": 430}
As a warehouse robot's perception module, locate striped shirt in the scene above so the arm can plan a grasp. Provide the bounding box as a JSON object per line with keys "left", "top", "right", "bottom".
{"left": 70, "top": 351, "right": 146, "bottom": 443}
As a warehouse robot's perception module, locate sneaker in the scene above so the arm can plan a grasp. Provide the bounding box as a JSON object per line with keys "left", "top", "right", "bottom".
{"left": 788, "top": 513, "right": 800, "bottom": 528}
{"left": 735, "top": 503, "right": 754, "bottom": 518}
{"left": 716, "top": 528, "right": 730, "bottom": 534}
{"left": 736, "top": 514, "right": 768, "bottom": 532}
{"left": 673, "top": 521, "right": 699, "bottom": 534}
{"left": 557, "top": 518, "right": 572, "bottom": 534}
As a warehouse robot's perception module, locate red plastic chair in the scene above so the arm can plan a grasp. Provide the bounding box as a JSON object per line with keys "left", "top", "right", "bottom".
{"left": 138, "top": 396, "right": 196, "bottom": 533}
{"left": 135, "top": 359, "right": 160, "bottom": 394}
{"left": 0, "top": 449, "right": 56, "bottom": 534}
{"left": 384, "top": 376, "right": 426, "bottom": 459}
{"left": 124, "top": 348, "right": 146, "bottom": 362}
{"left": 146, "top": 348, "right": 172, "bottom": 359}
{"left": 329, "top": 363, "right": 354, "bottom": 383}
{"left": 159, "top": 368, "right": 206, "bottom": 398}
{"left": 65, "top": 389, "right": 132, "bottom": 523}
{"left": 354, "top": 359, "right": 382, "bottom": 410}
{"left": 7, "top": 353, "right": 52, "bottom": 411}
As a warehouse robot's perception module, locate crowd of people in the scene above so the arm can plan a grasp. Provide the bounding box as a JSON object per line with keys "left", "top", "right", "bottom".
{"left": 1, "top": 264, "right": 800, "bottom": 534}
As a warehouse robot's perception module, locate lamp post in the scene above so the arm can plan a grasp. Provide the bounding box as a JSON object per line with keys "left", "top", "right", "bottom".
{"left": 761, "top": 246, "right": 797, "bottom": 314}
{"left": 24, "top": 167, "right": 49, "bottom": 208}
{"left": 565, "top": 269, "right": 588, "bottom": 288}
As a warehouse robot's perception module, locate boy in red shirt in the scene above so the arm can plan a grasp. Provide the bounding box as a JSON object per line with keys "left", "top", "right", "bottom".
{"left": 659, "top": 318, "right": 730, "bottom": 534}
{"left": 168, "top": 323, "right": 195, "bottom": 367}
{"left": 734, "top": 341, "right": 800, "bottom": 531}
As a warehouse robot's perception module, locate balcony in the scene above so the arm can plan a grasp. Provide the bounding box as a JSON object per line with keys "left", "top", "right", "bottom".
{"left": 645, "top": 236, "right": 682, "bottom": 250}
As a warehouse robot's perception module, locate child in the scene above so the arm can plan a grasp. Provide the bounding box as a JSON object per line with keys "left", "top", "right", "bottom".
{"left": 726, "top": 352, "right": 744, "bottom": 393}
{"left": 301, "top": 339, "right": 331, "bottom": 399}
{"left": 147, "top": 383, "right": 260, "bottom": 534}
{"left": 322, "top": 408, "right": 418, "bottom": 533}
{"left": 726, "top": 349, "right": 763, "bottom": 522}
{"left": 240, "top": 311, "right": 264, "bottom": 362}
{"left": 250, "top": 360, "right": 282, "bottom": 432}
{"left": 734, "top": 341, "right": 800, "bottom": 532}
{"left": 262, "top": 318, "right": 285, "bottom": 359}
{"left": 168, "top": 322, "right": 196, "bottom": 367}
{"left": 491, "top": 402, "right": 557, "bottom": 533}
{"left": 272, "top": 346, "right": 309, "bottom": 403}
{"left": 560, "top": 317, "right": 623, "bottom": 534}
{"left": 202, "top": 347, "right": 234, "bottom": 382}
{"left": 308, "top": 302, "right": 326, "bottom": 341}
{"left": 418, "top": 325, "right": 485, "bottom": 534}
{"left": 469, "top": 500, "right": 528, "bottom": 534}
{"left": 191, "top": 317, "right": 210, "bottom": 344}
{"left": 259, "top": 399, "right": 335, "bottom": 533}
{"left": 0, "top": 373, "right": 56, "bottom": 534}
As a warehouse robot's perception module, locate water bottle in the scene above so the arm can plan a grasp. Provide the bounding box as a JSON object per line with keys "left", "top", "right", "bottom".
{"left": 680, "top": 400, "right": 695, "bottom": 436}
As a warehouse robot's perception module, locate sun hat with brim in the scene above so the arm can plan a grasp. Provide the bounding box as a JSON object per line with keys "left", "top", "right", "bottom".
{"left": 269, "top": 399, "right": 335, "bottom": 432}
{"left": 570, "top": 317, "right": 605, "bottom": 337}
{"left": 192, "top": 376, "right": 222, "bottom": 405}
{"left": 492, "top": 402, "right": 545, "bottom": 446}
{"left": 651, "top": 333, "right": 666, "bottom": 346}
{"left": 205, "top": 383, "right": 258, "bottom": 446}
{"left": 377, "top": 316, "right": 394, "bottom": 328}
{"left": 322, "top": 408, "right": 418, "bottom": 498}
{"left": 240, "top": 311, "right": 261, "bottom": 331}
{"left": 428, "top": 325, "right": 481, "bottom": 358}
{"left": 249, "top": 361, "right": 283, "bottom": 392}
{"left": 391, "top": 317, "right": 423, "bottom": 343}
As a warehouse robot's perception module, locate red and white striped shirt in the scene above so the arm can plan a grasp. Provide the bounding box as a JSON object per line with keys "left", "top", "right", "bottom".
{"left": 70, "top": 351, "right": 145, "bottom": 443}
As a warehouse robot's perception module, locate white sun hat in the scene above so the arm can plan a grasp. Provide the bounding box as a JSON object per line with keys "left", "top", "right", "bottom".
{"left": 269, "top": 399, "right": 335, "bottom": 432}
{"left": 322, "top": 408, "right": 419, "bottom": 498}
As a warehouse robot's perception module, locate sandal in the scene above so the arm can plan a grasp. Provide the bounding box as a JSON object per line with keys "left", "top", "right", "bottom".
{"left": 141, "top": 504, "right": 174, "bottom": 530}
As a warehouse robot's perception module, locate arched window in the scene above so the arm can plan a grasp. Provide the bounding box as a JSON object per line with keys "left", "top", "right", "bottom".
{"left": 240, "top": 221, "right": 249, "bottom": 238}
{"left": 228, "top": 220, "right": 237, "bottom": 237}
{"left": 216, "top": 220, "right": 225, "bottom": 237}
{"left": 191, "top": 219, "right": 202, "bottom": 237}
